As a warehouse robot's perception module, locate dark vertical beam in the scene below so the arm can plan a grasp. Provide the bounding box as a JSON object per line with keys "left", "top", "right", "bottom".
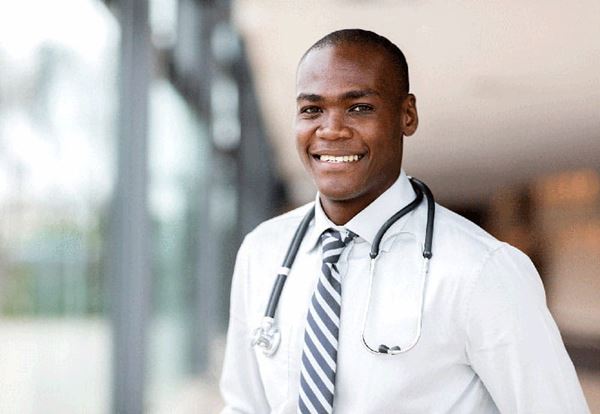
{"left": 191, "top": 0, "right": 217, "bottom": 375}
{"left": 171, "top": 0, "right": 216, "bottom": 376}
{"left": 110, "top": 0, "right": 151, "bottom": 412}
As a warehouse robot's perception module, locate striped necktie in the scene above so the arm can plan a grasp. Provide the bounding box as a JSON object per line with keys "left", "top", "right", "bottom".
{"left": 298, "top": 228, "right": 356, "bottom": 414}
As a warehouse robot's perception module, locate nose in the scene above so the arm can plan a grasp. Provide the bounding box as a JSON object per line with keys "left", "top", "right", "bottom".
{"left": 317, "top": 110, "right": 351, "bottom": 140}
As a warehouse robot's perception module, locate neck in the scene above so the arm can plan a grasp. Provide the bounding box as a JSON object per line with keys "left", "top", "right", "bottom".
{"left": 320, "top": 199, "right": 363, "bottom": 225}
{"left": 319, "top": 171, "right": 402, "bottom": 225}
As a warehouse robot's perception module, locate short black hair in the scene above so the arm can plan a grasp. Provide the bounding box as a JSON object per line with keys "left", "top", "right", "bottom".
{"left": 301, "top": 28, "right": 410, "bottom": 95}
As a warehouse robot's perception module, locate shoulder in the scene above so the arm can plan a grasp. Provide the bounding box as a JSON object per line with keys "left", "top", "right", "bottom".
{"left": 232, "top": 202, "right": 315, "bottom": 295}
{"left": 432, "top": 204, "right": 505, "bottom": 260}
{"left": 242, "top": 202, "right": 314, "bottom": 251}
{"left": 429, "top": 204, "right": 536, "bottom": 285}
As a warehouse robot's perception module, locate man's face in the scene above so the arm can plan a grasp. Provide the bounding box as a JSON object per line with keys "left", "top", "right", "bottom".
{"left": 295, "top": 43, "right": 418, "bottom": 214}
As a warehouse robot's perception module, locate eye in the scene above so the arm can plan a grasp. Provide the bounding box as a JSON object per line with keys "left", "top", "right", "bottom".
{"left": 349, "top": 104, "right": 374, "bottom": 113}
{"left": 299, "top": 106, "right": 322, "bottom": 115}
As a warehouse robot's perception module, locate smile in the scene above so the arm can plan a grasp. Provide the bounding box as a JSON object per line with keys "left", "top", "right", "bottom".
{"left": 317, "top": 154, "right": 364, "bottom": 163}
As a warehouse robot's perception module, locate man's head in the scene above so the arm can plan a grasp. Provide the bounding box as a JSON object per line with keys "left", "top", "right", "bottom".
{"left": 295, "top": 29, "right": 418, "bottom": 223}
{"left": 300, "top": 29, "right": 410, "bottom": 96}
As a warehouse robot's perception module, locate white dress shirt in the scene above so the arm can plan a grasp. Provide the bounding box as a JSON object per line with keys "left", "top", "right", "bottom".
{"left": 220, "top": 170, "right": 589, "bottom": 413}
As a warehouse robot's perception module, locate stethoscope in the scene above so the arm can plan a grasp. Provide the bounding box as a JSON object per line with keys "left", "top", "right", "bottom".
{"left": 251, "top": 177, "right": 435, "bottom": 356}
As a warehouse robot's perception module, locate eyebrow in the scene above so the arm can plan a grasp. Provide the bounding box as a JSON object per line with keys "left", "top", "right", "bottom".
{"left": 296, "top": 88, "right": 380, "bottom": 103}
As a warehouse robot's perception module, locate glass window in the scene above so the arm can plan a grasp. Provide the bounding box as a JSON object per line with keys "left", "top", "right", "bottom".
{"left": 0, "top": 1, "right": 117, "bottom": 412}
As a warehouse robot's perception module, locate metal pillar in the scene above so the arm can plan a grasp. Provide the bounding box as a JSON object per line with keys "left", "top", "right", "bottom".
{"left": 110, "top": 0, "right": 151, "bottom": 412}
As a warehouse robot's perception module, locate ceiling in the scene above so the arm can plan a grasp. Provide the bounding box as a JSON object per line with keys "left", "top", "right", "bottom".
{"left": 232, "top": 0, "right": 600, "bottom": 205}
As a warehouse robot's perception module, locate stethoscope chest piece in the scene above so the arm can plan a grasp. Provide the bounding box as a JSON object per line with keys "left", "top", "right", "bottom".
{"left": 251, "top": 316, "right": 281, "bottom": 356}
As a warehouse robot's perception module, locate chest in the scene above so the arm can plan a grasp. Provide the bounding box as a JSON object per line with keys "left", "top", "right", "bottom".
{"left": 248, "top": 236, "right": 472, "bottom": 412}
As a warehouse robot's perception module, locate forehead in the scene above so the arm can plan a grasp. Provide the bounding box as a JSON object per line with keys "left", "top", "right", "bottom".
{"left": 296, "top": 43, "right": 397, "bottom": 97}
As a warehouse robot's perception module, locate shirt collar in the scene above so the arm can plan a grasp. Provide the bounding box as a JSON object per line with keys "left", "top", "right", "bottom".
{"left": 304, "top": 169, "right": 418, "bottom": 252}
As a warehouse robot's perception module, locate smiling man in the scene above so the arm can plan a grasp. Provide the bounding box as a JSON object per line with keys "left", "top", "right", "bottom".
{"left": 220, "top": 29, "right": 589, "bottom": 413}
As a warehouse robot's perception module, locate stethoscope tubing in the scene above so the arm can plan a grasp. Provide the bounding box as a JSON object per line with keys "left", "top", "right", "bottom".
{"left": 264, "top": 206, "right": 315, "bottom": 318}
{"left": 253, "top": 176, "right": 435, "bottom": 356}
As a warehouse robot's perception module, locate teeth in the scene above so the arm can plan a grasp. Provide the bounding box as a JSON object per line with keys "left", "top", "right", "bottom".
{"left": 319, "top": 154, "right": 361, "bottom": 163}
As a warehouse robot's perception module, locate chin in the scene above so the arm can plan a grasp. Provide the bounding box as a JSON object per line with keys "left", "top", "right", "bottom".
{"left": 316, "top": 185, "right": 360, "bottom": 203}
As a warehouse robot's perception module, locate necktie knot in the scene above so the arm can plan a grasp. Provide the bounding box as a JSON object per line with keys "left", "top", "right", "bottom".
{"left": 321, "top": 228, "right": 357, "bottom": 245}
{"left": 320, "top": 228, "right": 356, "bottom": 264}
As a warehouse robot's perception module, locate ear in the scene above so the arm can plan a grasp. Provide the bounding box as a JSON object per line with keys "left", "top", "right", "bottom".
{"left": 401, "top": 94, "right": 419, "bottom": 136}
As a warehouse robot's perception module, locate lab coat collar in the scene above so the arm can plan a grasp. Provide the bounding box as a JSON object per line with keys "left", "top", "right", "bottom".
{"left": 304, "top": 170, "right": 419, "bottom": 253}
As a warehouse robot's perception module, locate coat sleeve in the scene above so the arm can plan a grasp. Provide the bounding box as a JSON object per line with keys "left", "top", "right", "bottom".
{"left": 465, "top": 245, "right": 590, "bottom": 414}
{"left": 220, "top": 237, "right": 270, "bottom": 413}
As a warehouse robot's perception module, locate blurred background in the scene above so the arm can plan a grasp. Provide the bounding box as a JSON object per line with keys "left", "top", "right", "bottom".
{"left": 0, "top": 0, "right": 598, "bottom": 413}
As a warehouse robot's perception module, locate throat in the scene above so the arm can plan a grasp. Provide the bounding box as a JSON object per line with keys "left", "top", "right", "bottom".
{"left": 319, "top": 197, "right": 368, "bottom": 225}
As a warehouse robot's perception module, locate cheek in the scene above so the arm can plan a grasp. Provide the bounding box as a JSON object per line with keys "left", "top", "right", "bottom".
{"left": 366, "top": 135, "right": 403, "bottom": 170}
{"left": 294, "top": 124, "right": 313, "bottom": 154}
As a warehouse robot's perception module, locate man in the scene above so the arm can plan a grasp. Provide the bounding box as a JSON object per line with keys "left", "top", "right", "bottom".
{"left": 220, "top": 29, "right": 589, "bottom": 413}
